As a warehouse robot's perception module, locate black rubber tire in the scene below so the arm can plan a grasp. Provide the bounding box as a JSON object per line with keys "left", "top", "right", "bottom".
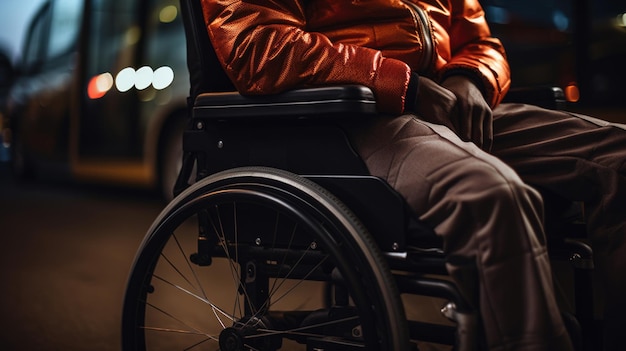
{"left": 122, "top": 167, "right": 409, "bottom": 350}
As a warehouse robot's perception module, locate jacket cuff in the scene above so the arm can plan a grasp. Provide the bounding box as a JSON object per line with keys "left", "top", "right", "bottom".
{"left": 372, "top": 58, "right": 412, "bottom": 115}
{"left": 403, "top": 72, "right": 420, "bottom": 113}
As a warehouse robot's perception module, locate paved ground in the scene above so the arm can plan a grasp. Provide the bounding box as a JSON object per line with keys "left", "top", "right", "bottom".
{"left": 2, "top": 101, "right": 623, "bottom": 350}
{"left": 0, "top": 166, "right": 164, "bottom": 350}
{"left": 0, "top": 166, "right": 452, "bottom": 351}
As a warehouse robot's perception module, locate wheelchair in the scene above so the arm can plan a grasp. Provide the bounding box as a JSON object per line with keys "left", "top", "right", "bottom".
{"left": 121, "top": 0, "right": 596, "bottom": 350}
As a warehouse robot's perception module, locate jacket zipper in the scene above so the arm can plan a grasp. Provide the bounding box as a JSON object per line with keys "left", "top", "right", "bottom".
{"left": 401, "top": 0, "right": 435, "bottom": 73}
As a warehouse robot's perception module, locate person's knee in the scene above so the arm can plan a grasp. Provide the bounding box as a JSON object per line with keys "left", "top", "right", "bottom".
{"left": 484, "top": 176, "right": 543, "bottom": 213}
{"left": 451, "top": 161, "right": 543, "bottom": 216}
{"left": 437, "top": 163, "right": 546, "bottom": 247}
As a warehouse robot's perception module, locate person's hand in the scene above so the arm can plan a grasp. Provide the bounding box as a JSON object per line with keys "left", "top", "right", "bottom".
{"left": 413, "top": 76, "right": 493, "bottom": 151}
{"left": 412, "top": 76, "right": 459, "bottom": 132}
{"left": 441, "top": 75, "right": 493, "bottom": 151}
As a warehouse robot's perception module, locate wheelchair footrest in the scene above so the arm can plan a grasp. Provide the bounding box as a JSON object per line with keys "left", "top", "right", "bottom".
{"left": 395, "top": 275, "right": 472, "bottom": 312}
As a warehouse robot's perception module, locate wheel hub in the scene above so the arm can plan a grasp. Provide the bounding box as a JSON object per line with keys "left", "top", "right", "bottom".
{"left": 219, "top": 317, "right": 283, "bottom": 351}
{"left": 219, "top": 327, "right": 245, "bottom": 351}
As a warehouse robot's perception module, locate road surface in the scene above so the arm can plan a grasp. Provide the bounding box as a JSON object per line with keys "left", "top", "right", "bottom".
{"left": 0, "top": 166, "right": 164, "bottom": 350}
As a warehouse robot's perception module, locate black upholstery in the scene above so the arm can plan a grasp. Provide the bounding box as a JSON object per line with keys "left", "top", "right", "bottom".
{"left": 179, "top": 0, "right": 233, "bottom": 101}
{"left": 176, "top": 0, "right": 421, "bottom": 254}
{"left": 193, "top": 85, "right": 377, "bottom": 119}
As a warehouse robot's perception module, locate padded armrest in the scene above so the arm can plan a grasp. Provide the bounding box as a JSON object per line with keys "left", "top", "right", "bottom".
{"left": 502, "top": 86, "right": 566, "bottom": 110}
{"left": 193, "top": 85, "right": 378, "bottom": 120}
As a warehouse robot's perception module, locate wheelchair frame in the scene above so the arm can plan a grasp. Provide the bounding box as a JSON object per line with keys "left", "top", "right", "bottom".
{"left": 121, "top": 0, "right": 596, "bottom": 350}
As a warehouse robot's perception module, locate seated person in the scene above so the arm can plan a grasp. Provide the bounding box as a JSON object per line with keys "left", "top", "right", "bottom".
{"left": 200, "top": 1, "right": 626, "bottom": 350}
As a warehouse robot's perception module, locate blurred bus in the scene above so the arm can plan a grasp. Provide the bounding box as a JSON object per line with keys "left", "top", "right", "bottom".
{"left": 5, "top": 0, "right": 624, "bottom": 198}
{"left": 5, "top": 0, "right": 189, "bottom": 198}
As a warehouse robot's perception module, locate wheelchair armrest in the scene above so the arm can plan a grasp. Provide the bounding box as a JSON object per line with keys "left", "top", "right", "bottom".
{"left": 502, "top": 86, "right": 566, "bottom": 110}
{"left": 193, "top": 85, "right": 378, "bottom": 120}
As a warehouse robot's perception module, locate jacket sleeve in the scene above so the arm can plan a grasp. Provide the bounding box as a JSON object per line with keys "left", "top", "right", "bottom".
{"left": 439, "top": 0, "right": 511, "bottom": 107}
{"left": 201, "top": 0, "right": 412, "bottom": 114}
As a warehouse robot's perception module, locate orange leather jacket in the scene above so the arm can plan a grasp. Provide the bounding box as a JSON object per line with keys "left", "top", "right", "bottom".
{"left": 201, "top": 0, "right": 511, "bottom": 114}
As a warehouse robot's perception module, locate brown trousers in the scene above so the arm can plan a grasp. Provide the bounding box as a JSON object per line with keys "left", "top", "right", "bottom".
{"left": 347, "top": 103, "right": 626, "bottom": 351}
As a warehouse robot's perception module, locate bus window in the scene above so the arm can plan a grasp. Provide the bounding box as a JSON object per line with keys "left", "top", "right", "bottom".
{"left": 48, "top": 0, "right": 83, "bottom": 60}
{"left": 139, "top": 0, "right": 187, "bottom": 128}
{"left": 81, "top": 0, "right": 141, "bottom": 158}
{"left": 21, "top": 2, "right": 51, "bottom": 73}
{"left": 80, "top": 0, "right": 187, "bottom": 160}
{"left": 22, "top": 0, "right": 83, "bottom": 72}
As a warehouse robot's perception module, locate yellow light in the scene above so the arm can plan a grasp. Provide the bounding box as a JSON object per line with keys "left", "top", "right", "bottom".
{"left": 125, "top": 26, "right": 141, "bottom": 46}
{"left": 159, "top": 5, "right": 178, "bottom": 23}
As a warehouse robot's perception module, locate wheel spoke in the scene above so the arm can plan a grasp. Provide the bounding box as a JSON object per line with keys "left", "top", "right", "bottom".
{"left": 152, "top": 274, "right": 236, "bottom": 325}
{"left": 208, "top": 204, "right": 245, "bottom": 319}
{"left": 267, "top": 219, "right": 298, "bottom": 298}
{"left": 267, "top": 250, "right": 329, "bottom": 309}
{"left": 172, "top": 232, "right": 210, "bottom": 300}
{"left": 141, "top": 326, "right": 214, "bottom": 351}
{"left": 144, "top": 301, "right": 217, "bottom": 341}
{"left": 251, "top": 315, "right": 360, "bottom": 338}
{"left": 122, "top": 168, "right": 403, "bottom": 350}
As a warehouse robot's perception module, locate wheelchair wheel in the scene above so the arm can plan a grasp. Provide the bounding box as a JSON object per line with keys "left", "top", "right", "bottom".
{"left": 122, "top": 167, "right": 409, "bottom": 350}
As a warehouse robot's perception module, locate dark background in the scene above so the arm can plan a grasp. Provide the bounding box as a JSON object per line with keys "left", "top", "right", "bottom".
{"left": 1, "top": 0, "right": 626, "bottom": 350}
{"left": 0, "top": 165, "right": 162, "bottom": 350}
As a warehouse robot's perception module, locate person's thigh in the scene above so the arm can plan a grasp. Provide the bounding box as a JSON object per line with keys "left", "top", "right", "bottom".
{"left": 492, "top": 103, "right": 626, "bottom": 346}
{"left": 491, "top": 103, "right": 626, "bottom": 245}
{"left": 492, "top": 103, "right": 626, "bottom": 202}
{"left": 346, "top": 115, "right": 574, "bottom": 350}
{"left": 346, "top": 114, "right": 541, "bottom": 237}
